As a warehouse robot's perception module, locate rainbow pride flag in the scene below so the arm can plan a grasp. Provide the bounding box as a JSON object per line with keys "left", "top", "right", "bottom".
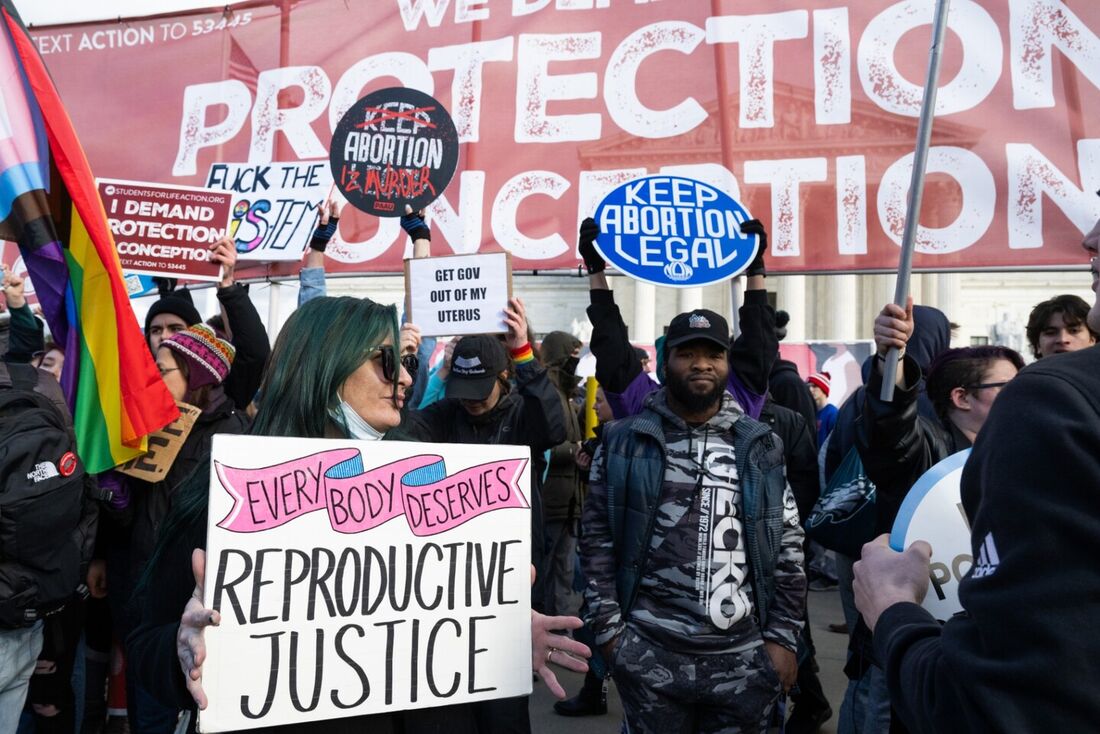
{"left": 0, "top": 3, "right": 178, "bottom": 472}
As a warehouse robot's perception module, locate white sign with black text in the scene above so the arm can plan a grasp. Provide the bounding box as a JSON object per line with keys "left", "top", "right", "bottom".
{"left": 199, "top": 435, "right": 533, "bottom": 732}
{"left": 405, "top": 252, "right": 511, "bottom": 337}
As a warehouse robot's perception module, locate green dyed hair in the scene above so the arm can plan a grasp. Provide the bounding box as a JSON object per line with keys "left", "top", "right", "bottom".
{"left": 251, "top": 296, "right": 400, "bottom": 438}
{"left": 139, "top": 297, "right": 399, "bottom": 593}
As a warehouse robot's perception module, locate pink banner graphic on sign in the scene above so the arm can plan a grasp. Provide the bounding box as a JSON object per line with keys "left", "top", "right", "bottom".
{"left": 215, "top": 449, "right": 528, "bottom": 536}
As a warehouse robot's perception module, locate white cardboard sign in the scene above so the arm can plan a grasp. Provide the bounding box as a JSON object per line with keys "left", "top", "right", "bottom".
{"left": 405, "top": 252, "right": 511, "bottom": 338}
{"left": 890, "top": 449, "right": 972, "bottom": 621}
{"left": 200, "top": 435, "right": 533, "bottom": 732}
{"left": 205, "top": 161, "right": 333, "bottom": 262}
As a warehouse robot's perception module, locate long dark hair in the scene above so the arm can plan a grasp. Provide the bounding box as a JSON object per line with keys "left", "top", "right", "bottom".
{"left": 143, "top": 296, "right": 399, "bottom": 584}
{"left": 251, "top": 296, "right": 399, "bottom": 438}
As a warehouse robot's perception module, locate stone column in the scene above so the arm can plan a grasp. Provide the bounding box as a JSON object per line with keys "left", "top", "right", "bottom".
{"left": 633, "top": 281, "right": 656, "bottom": 343}
{"left": 678, "top": 287, "right": 704, "bottom": 315}
{"left": 936, "top": 273, "right": 961, "bottom": 324}
{"left": 775, "top": 274, "right": 807, "bottom": 341}
{"left": 825, "top": 273, "right": 858, "bottom": 340}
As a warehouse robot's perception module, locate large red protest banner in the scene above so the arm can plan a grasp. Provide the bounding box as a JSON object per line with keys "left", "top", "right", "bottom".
{"left": 24, "top": 0, "right": 1100, "bottom": 276}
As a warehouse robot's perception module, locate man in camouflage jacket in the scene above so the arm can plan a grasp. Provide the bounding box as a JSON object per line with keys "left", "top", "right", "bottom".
{"left": 580, "top": 308, "right": 806, "bottom": 734}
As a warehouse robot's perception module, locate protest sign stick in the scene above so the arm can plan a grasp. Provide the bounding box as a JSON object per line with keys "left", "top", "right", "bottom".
{"left": 881, "top": 0, "right": 952, "bottom": 402}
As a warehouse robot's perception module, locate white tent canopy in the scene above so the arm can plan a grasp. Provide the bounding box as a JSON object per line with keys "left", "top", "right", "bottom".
{"left": 15, "top": 0, "right": 254, "bottom": 27}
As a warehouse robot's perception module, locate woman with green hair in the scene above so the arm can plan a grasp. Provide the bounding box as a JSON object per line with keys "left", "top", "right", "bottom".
{"left": 128, "top": 295, "right": 589, "bottom": 734}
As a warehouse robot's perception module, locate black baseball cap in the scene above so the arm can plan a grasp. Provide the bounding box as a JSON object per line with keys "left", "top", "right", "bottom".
{"left": 665, "top": 309, "right": 730, "bottom": 351}
{"left": 446, "top": 335, "right": 509, "bottom": 401}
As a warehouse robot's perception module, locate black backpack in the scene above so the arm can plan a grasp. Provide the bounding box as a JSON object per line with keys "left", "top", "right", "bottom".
{"left": 0, "top": 362, "right": 99, "bottom": 627}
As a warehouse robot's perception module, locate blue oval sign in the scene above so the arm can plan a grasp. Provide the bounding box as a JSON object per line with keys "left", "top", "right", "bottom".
{"left": 593, "top": 175, "right": 758, "bottom": 288}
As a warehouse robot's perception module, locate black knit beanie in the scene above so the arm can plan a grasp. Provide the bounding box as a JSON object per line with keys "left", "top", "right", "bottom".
{"left": 144, "top": 291, "right": 202, "bottom": 338}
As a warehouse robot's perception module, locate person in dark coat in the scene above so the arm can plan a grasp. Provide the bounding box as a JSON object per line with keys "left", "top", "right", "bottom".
{"left": 539, "top": 330, "right": 585, "bottom": 617}
{"left": 758, "top": 397, "right": 832, "bottom": 732}
{"left": 401, "top": 299, "right": 568, "bottom": 734}
{"left": 840, "top": 300, "right": 1024, "bottom": 733}
{"left": 858, "top": 317, "right": 1024, "bottom": 538}
{"left": 824, "top": 305, "right": 952, "bottom": 483}
{"left": 827, "top": 303, "right": 950, "bottom": 730}
{"left": 109, "top": 323, "right": 249, "bottom": 731}
{"left": 401, "top": 301, "right": 569, "bottom": 611}
{"left": 144, "top": 237, "right": 270, "bottom": 412}
{"left": 855, "top": 311, "right": 1100, "bottom": 733}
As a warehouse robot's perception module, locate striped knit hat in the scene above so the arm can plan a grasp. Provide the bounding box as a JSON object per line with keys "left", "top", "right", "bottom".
{"left": 161, "top": 323, "right": 235, "bottom": 390}
{"left": 807, "top": 371, "right": 831, "bottom": 397}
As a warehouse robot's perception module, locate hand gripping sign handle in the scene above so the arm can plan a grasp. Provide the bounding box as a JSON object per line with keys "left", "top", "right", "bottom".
{"left": 881, "top": 0, "right": 953, "bottom": 402}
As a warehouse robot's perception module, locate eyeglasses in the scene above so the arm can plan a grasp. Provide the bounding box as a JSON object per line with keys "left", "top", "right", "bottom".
{"left": 966, "top": 380, "right": 1010, "bottom": 391}
{"left": 371, "top": 345, "right": 418, "bottom": 384}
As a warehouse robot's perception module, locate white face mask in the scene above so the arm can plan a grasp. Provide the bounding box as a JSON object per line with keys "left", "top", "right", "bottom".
{"left": 328, "top": 395, "right": 386, "bottom": 441}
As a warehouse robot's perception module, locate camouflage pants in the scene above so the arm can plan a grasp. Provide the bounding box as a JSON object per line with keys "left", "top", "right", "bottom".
{"left": 611, "top": 627, "right": 783, "bottom": 734}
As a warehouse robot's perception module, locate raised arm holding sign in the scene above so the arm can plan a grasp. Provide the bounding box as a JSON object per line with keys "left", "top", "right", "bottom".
{"left": 98, "top": 179, "right": 232, "bottom": 282}
{"left": 593, "top": 175, "right": 759, "bottom": 289}
{"left": 405, "top": 252, "right": 512, "bottom": 338}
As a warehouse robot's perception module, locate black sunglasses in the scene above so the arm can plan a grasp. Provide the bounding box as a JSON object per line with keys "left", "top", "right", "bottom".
{"left": 372, "top": 345, "right": 418, "bottom": 384}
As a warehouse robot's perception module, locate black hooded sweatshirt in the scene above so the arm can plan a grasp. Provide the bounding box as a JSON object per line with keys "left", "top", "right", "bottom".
{"left": 768, "top": 358, "right": 817, "bottom": 434}
{"left": 825, "top": 305, "right": 951, "bottom": 482}
{"left": 874, "top": 346, "right": 1100, "bottom": 733}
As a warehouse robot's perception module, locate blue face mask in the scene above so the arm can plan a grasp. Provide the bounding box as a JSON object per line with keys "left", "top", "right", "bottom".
{"left": 328, "top": 394, "right": 386, "bottom": 441}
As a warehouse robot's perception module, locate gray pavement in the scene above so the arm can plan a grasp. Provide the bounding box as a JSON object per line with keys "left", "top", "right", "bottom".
{"left": 530, "top": 588, "right": 849, "bottom": 734}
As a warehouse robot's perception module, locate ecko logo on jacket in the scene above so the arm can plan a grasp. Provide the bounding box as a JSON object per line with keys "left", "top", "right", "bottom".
{"left": 594, "top": 175, "right": 759, "bottom": 288}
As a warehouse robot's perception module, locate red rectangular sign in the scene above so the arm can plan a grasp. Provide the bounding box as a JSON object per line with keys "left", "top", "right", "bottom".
{"left": 98, "top": 179, "right": 231, "bottom": 282}
{"left": 29, "top": 1, "right": 1100, "bottom": 276}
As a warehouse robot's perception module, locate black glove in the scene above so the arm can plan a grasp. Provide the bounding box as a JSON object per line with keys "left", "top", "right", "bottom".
{"left": 309, "top": 215, "right": 340, "bottom": 253}
{"left": 740, "top": 218, "right": 767, "bottom": 278}
{"left": 153, "top": 277, "right": 178, "bottom": 297}
{"left": 578, "top": 217, "right": 604, "bottom": 274}
{"left": 400, "top": 210, "right": 431, "bottom": 242}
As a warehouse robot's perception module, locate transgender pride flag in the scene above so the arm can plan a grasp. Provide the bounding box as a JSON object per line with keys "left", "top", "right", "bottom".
{"left": 0, "top": 2, "right": 178, "bottom": 471}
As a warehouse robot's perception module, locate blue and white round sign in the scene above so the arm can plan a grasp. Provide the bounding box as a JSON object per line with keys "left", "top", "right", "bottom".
{"left": 890, "top": 449, "right": 972, "bottom": 621}
{"left": 593, "top": 175, "right": 759, "bottom": 288}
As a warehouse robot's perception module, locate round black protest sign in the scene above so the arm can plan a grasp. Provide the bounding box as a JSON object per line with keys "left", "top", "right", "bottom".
{"left": 330, "top": 87, "right": 459, "bottom": 217}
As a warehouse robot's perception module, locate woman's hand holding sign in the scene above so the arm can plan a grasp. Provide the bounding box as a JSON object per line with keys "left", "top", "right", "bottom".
{"left": 209, "top": 236, "right": 237, "bottom": 289}
{"left": 178, "top": 548, "right": 220, "bottom": 710}
{"left": 530, "top": 567, "right": 590, "bottom": 698}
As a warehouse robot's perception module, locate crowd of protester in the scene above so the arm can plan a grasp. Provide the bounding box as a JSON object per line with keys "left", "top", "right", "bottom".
{"left": 1, "top": 203, "right": 1099, "bottom": 734}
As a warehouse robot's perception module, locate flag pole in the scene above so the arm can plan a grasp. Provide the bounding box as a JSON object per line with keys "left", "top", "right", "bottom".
{"left": 881, "top": 0, "right": 953, "bottom": 401}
